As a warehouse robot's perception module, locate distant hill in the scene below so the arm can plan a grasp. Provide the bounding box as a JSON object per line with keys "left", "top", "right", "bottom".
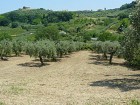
{"left": 0, "top": 1, "right": 136, "bottom": 42}
{"left": 0, "top": 1, "right": 136, "bottom": 24}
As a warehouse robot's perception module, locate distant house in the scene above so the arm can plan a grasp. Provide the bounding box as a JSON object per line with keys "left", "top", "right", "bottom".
{"left": 22, "top": 6, "right": 30, "bottom": 10}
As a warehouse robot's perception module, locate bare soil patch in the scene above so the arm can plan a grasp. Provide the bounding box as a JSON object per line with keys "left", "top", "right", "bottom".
{"left": 0, "top": 51, "right": 139, "bottom": 105}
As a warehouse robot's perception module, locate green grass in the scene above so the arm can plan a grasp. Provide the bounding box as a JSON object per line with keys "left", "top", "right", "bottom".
{"left": 6, "top": 85, "right": 25, "bottom": 95}
{"left": 130, "top": 100, "right": 140, "bottom": 105}
{"left": 0, "top": 101, "right": 5, "bottom": 105}
{"left": 0, "top": 27, "right": 25, "bottom": 36}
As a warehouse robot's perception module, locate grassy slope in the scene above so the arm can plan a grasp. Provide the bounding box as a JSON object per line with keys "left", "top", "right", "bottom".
{"left": 0, "top": 7, "right": 132, "bottom": 38}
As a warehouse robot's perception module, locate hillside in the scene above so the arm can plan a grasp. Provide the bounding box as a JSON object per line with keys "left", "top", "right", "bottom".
{"left": 0, "top": 1, "right": 140, "bottom": 105}
{"left": 0, "top": 1, "right": 135, "bottom": 42}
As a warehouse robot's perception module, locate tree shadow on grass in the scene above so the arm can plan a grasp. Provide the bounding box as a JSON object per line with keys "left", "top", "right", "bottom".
{"left": 125, "top": 74, "right": 140, "bottom": 77}
{"left": 32, "top": 58, "right": 62, "bottom": 62}
{"left": 0, "top": 58, "right": 8, "bottom": 61}
{"left": 89, "top": 78, "right": 140, "bottom": 92}
{"left": 124, "top": 64, "right": 140, "bottom": 71}
{"left": 88, "top": 60, "right": 126, "bottom": 66}
{"left": 88, "top": 54, "right": 140, "bottom": 71}
{"left": 7, "top": 55, "right": 23, "bottom": 57}
{"left": 18, "top": 62, "right": 49, "bottom": 68}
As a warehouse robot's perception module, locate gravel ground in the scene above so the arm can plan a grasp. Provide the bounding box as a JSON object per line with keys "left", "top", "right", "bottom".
{"left": 0, "top": 51, "right": 139, "bottom": 105}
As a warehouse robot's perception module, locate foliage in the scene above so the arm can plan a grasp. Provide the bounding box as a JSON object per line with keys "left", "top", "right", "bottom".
{"left": 0, "top": 2, "right": 133, "bottom": 42}
{"left": 0, "top": 18, "right": 10, "bottom": 26}
{"left": 6, "top": 12, "right": 20, "bottom": 22}
{"left": 56, "top": 41, "right": 85, "bottom": 57}
{"left": 98, "top": 31, "right": 122, "bottom": 41}
{"left": 118, "top": 13, "right": 129, "bottom": 20}
{"left": 12, "top": 37, "right": 26, "bottom": 56}
{"left": 35, "top": 25, "right": 59, "bottom": 41}
{"left": 0, "top": 27, "right": 25, "bottom": 37}
{"left": 3, "top": 10, "right": 74, "bottom": 25}
{"left": 32, "top": 18, "right": 41, "bottom": 25}
{"left": 24, "top": 39, "right": 85, "bottom": 65}
{"left": 0, "top": 40, "right": 12, "bottom": 60}
{"left": 0, "top": 33, "right": 12, "bottom": 41}
{"left": 24, "top": 40, "right": 57, "bottom": 65}
{"left": 117, "top": 18, "right": 130, "bottom": 32}
{"left": 56, "top": 41, "right": 70, "bottom": 57}
{"left": 103, "top": 18, "right": 114, "bottom": 26}
{"left": 44, "top": 11, "right": 73, "bottom": 23}
{"left": 11, "top": 22, "right": 19, "bottom": 28}
{"left": 123, "top": 1, "right": 140, "bottom": 66}
{"left": 93, "top": 41, "right": 121, "bottom": 64}
{"left": 120, "top": 1, "right": 136, "bottom": 10}
{"left": 78, "top": 30, "right": 98, "bottom": 42}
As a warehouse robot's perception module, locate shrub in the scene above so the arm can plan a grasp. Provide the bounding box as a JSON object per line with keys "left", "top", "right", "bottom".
{"left": 0, "top": 40, "right": 12, "bottom": 60}
{"left": 0, "top": 18, "right": 10, "bottom": 26}
{"left": 98, "top": 32, "right": 120, "bottom": 41}
{"left": 35, "top": 26, "right": 59, "bottom": 41}
{"left": 123, "top": 1, "right": 140, "bottom": 66}
{"left": 0, "top": 33, "right": 12, "bottom": 41}
{"left": 11, "top": 22, "right": 19, "bottom": 28}
{"left": 24, "top": 40, "right": 57, "bottom": 65}
{"left": 12, "top": 38, "right": 26, "bottom": 56}
{"left": 93, "top": 41, "right": 121, "bottom": 64}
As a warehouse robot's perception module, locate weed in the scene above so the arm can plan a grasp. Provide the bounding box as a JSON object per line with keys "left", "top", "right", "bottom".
{"left": 8, "top": 86, "right": 25, "bottom": 95}
{"left": 0, "top": 101, "right": 5, "bottom": 105}
{"left": 130, "top": 100, "right": 140, "bottom": 105}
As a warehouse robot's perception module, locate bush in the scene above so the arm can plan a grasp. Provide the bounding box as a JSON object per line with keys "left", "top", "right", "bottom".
{"left": 98, "top": 32, "right": 120, "bottom": 41}
{"left": 56, "top": 41, "right": 85, "bottom": 57}
{"left": 24, "top": 40, "right": 57, "bottom": 65}
{"left": 93, "top": 41, "right": 121, "bottom": 64}
{"left": 11, "top": 22, "right": 19, "bottom": 28}
{"left": 0, "top": 33, "right": 12, "bottom": 41}
{"left": 0, "top": 40, "right": 12, "bottom": 60}
{"left": 0, "top": 18, "right": 10, "bottom": 26}
{"left": 35, "top": 26, "right": 59, "bottom": 41}
{"left": 123, "top": 1, "right": 140, "bottom": 66}
{"left": 118, "top": 13, "right": 129, "bottom": 20}
{"left": 12, "top": 38, "right": 26, "bottom": 56}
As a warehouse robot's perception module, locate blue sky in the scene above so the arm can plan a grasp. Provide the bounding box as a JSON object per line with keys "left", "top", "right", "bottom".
{"left": 0, "top": 0, "right": 134, "bottom": 14}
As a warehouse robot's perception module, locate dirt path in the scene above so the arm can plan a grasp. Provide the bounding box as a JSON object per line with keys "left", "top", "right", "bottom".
{"left": 0, "top": 51, "right": 139, "bottom": 105}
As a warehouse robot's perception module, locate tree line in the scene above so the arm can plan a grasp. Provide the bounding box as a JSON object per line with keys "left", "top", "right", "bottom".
{"left": 0, "top": 10, "right": 74, "bottom": 27}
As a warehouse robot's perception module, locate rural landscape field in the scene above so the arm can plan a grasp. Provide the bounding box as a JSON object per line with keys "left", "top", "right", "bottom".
{"left": 0, "top": 0, "right": 140, "bottom": 105}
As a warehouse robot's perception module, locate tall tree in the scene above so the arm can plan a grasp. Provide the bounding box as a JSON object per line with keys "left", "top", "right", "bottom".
{"left": 123, "top": 0, "right": 140, "bottom": 66}
{"left": 35, "top": 26, "right": 59, "bottom": 41}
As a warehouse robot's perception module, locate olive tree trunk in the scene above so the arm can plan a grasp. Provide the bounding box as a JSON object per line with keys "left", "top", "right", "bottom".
{"left": 109, "top": 51, "right": 116, "bottom": 64}
{"left": 39, "top": 55, "right": 44, "bottom": 65}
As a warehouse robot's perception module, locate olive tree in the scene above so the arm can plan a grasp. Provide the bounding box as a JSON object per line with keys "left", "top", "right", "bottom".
{"left": 106, "top": 41, "right": 121, "bottom": 64}
{"left": 12, "top": 39, "right": 25, "bottom": 56}
{"left": 55, "top": 41, "right": 71, "bottom": 58}
{"left": 24, "top": 40, "right": 57, "bottom": 65}
{"left": 55, "top": 41, "right": 85, "bottom": 58}
{"left": 0, "top": 40, "right": 12, "bottom": 60}
{"left": 93, "top": 41, "right": 121, "bottom": 64}
{"left": 123, "top": 0, "right": 140, "bottom": 66}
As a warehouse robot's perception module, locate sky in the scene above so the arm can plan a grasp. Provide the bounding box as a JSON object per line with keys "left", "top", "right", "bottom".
{"left": 0, "top": 0, "right": 134, "bottom": 14}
